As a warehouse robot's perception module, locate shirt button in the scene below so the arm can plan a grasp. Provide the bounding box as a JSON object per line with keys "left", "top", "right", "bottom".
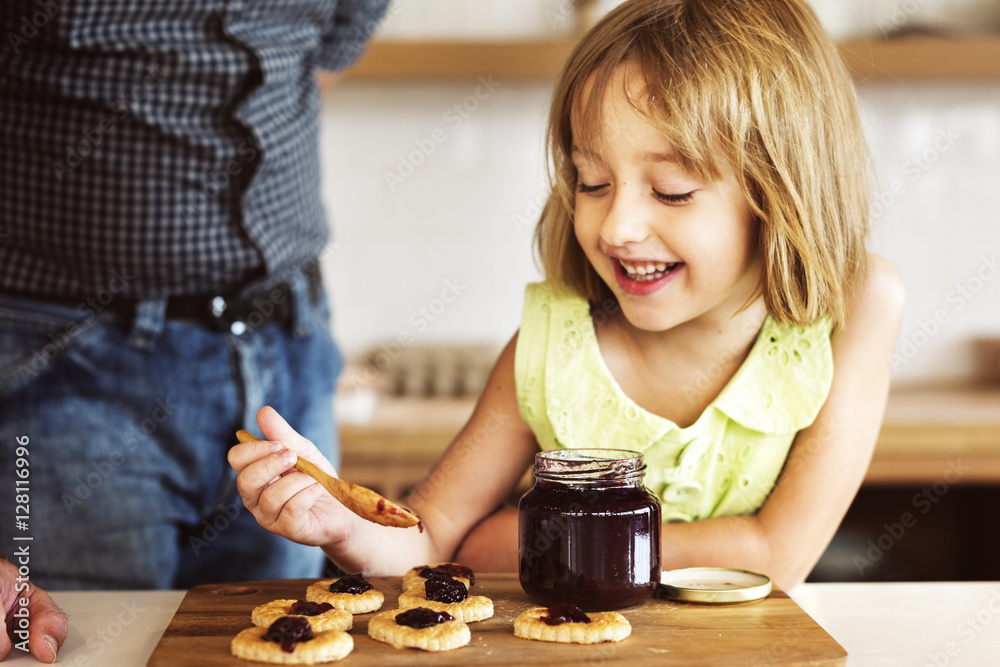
{"left": 662, "top": 481, "right": 704, "bottom": 504}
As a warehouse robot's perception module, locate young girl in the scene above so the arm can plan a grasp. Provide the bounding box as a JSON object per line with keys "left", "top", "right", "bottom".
{"left": 229, "top": 0, "right": 904, "bottom": 590}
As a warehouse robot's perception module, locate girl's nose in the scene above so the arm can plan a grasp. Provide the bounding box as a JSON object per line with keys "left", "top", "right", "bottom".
{"left": 600, "top": 186, "right": 650, "bottom": 248}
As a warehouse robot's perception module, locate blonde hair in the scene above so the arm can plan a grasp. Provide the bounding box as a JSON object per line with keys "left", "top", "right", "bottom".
{"left": 535, "top": 0, "right": 870, "bottom": 327}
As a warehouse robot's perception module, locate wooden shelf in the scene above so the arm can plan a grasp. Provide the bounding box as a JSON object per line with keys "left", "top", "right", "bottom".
{"left": 338, "top": 38, "right": 578, "bottom": 82}
{"left": 326, "top": 34, "right": 1000, "bottom": 83}
{"left": 838, "top": 34, "right": 1000, "bottom": 81}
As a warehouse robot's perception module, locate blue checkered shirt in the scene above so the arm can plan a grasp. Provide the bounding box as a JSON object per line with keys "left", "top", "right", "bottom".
{"left": 0, "top": 0, "right": 388, "bottom": 298}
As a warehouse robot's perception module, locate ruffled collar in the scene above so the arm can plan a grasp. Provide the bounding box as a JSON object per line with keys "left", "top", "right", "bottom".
{"left": 541, "top": 286, "right": 833, "bottom": 451}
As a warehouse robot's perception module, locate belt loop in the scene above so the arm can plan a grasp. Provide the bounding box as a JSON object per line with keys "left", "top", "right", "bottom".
{"left": 287, "top": 269, "right": 311, "bottom": 337}
{"left": 127, "top": 298, "right": 168, "bottom": 349}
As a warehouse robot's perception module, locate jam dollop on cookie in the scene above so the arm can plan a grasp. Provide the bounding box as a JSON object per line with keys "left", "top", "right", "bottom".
{"left": 263, "top": 616, "right": 313, "bottom": 653}
{"left": 419, "top": 563, "right": 475, "bottom": 586}
{"left": 395, "top": 607, "right": 455, "bottom": 629}
{"left": 288, "top": 600, "right": 334, "bottom": 616}
{"left": 424, "top": 575, "right": 468, "bottom": 604}
{"left": 329, "top": 573, "right": 373, "bottom": 595}
{"left": 544, "top": 603, "right": 590, "bottom": 626}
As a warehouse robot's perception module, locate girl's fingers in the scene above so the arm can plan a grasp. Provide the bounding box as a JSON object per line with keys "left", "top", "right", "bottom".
{"left": 257, "top": 406, "right": 311, "bottom": 452}
{"left": 254, "top": 471, "right": 322, "bottom": 525}
{"left": 234, "top": 448, "right": 298, "bottom": 511}
{"left": 227, "top": 438, "right": 287, "bottom": 473}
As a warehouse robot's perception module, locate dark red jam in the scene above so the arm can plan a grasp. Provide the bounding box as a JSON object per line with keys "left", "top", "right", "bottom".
{"left": 263, "top": 616, "right": 313, "bottom": 653}
{"left": 543, "top": 602, "right": 590, "bottom": 626}
{"left": 395, "top": 607, "right": 454, "bottom": 629}
{"left": 418, "top": 563, "right": 475, "bottom": 586}
{"left": 329, "top": 573, "right": 373, "bottom": 594}
{"left": 518, "top": 449, "right": 661, "bottom": 611}
{"left": 424, "top": 575, "right": 468, "bottom": 603}
{"left": 288, "top": 600, "right": 333, "bottom": 616}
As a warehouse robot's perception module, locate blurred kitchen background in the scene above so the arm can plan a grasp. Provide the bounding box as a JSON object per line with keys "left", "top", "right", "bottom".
{"left": 315, "top": 0, "right": 1000, "bottom": 583}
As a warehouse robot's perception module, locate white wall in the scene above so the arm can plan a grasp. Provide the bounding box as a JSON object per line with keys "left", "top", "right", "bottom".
{"left": 859, "top": 82, "right": 1000, "bottom": 382}
{"left": 318, "top": 81, "right": 550, "bottom": 357}
{"left": 318, "top": 74, "right": 1000, "bottom": 386}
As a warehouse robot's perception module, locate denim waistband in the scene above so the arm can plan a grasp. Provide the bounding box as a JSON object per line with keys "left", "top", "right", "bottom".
{"left": 1, "top": 261, "right": 323, "bottom": 350}
{"left": 125, "top": 262, "right": 322, "bottom": 349}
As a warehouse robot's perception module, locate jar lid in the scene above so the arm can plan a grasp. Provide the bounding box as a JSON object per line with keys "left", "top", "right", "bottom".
{"left": 533, "top": 448, "right": 645, "bottom": 483}
{"left": 658, "top": 567, "right": 772, "bottom": 604}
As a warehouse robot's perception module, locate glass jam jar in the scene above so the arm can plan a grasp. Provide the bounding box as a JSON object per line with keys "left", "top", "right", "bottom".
{"left": 518, "top": 449, "right": 661, "bottom": 611}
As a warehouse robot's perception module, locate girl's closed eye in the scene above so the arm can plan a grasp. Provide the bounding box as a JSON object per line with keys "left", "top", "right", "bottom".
{"left": 577, "top": 182, "right": 608, "bottom": 195}
{"left": 577, "top": 183, "right": 695, "bottom": 204}
{"left": 653, "top": 189, "right": 695, "bottom": 205}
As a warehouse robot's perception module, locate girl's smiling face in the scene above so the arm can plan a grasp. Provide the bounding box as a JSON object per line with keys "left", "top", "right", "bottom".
{"left": 571, "top": 71, "right": 763, "bottom": 334}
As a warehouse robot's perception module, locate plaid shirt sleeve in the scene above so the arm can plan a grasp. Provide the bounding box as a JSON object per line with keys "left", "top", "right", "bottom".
{"left": 0, "top": 0, "right": 388, "bottom": 299}
{"left": 318, "top": 0, "right": 391, "bottom": 71}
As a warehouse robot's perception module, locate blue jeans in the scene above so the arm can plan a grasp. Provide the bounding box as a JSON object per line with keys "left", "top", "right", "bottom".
{"left": 0, "top": 267, "right": 342, "bottom": 590}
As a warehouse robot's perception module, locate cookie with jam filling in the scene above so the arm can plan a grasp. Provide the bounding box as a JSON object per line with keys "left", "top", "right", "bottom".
{"left": 231, "top": 615, "right": 353, "bottom": 664}
{"left": 402, "top": 562, "right": 474, "bottom": 590}
{"left": 305, "top": 573, "right": 384, "bottom": 614}
{"left": 513, "top": 603, "right": 631, "bottom": 644}
{"left": 367, "top": 607, "right": 471, "bottom": 651}
{"left": 397, "top": 574, "right": 493, "bottom": 623}
{"left": 251, "top": 599, "right": 352, "bottom": 632}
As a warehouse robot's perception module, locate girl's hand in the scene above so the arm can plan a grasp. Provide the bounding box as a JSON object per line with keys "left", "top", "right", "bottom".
{"left": 228, "top": 406, "right": 358, "bottom": 549}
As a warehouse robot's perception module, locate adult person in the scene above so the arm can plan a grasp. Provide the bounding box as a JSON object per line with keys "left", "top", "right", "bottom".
{"left": 0, "top": 559, "right": 67, "bottom": 663}
{"left": 0, "top": 0, "right": 390, "bottom": 589}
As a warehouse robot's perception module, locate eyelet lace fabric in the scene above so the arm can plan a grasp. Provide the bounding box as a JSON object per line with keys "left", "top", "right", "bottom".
{"left": 514, "top": 282, "right": 833, "bottom": 521}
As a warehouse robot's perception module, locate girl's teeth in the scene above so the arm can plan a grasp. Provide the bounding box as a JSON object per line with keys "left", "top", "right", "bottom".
{"left": 619, "top": 260, "right": 676, "bottom": 282}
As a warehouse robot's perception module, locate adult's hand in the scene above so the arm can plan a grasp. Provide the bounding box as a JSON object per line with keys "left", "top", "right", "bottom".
{"left": 1, "top": 559, "right": 68, "bottom": 663}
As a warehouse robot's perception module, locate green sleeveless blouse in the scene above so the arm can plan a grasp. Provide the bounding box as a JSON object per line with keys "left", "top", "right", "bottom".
{"left": 514, "top": 281, "right": 834, "bottom": 522}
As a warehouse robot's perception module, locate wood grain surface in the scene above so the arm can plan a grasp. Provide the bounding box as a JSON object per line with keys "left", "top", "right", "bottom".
{"left": 148, "top": 574, "right": 845, "bottom": 666}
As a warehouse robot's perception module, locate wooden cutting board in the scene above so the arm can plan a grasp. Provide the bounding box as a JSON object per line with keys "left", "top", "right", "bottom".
{"left": 148, "top": 574, "right": 845, "bottom": 666}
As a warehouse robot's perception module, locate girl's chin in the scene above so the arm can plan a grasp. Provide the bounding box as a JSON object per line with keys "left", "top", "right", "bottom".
{"left": 613, "top": 302, "right": 683, "bottom": 334}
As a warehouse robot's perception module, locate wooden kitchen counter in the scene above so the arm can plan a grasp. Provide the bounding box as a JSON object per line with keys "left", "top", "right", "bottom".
{"left": 339, "top": 385, "right": 1000, "bottom": 498}
{"left": 41, "top": 582, "right": 1000, "bottom": 666}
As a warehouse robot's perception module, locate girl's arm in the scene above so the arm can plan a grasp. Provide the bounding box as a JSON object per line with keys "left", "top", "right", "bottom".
{"left": 228, "top": 333, "right": 539, "bottom": 576}
{"left": 658, "top": 254, "right": 906, "bottom": 589}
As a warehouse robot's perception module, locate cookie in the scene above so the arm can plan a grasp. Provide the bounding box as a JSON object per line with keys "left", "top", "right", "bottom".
{"left": 402, "top": 562, "right": 474, "bottom": 591}
{"left": 513, "top": 604, "right": 631, "bottom": 644}
{"left": 305, "top": 575, "right": 384, "bottom": 614}
{"left": 397, "top": 575, "right": 494, "bottom": 623}
{"left": 251, "top": 599, "right": 352, "bottom": 632}
{"left": 231, "top": 620, "right": 353, "bottom": 664}
{"left": 367, "top": 607, "right": 471, "bottom": 652}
